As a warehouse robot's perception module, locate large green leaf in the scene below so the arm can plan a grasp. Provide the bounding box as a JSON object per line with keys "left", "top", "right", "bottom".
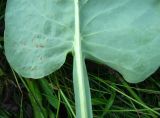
{"left": 80, "top": 0, "right": 160, "bottom": 83}
{"left": 5, "top": 0, "right": 74, "bottom": 78}
{"left": 5, "top": 0, "right": 160, "bottom": 82}
{"left": 4, "top": 0, "right": 160, "bottom": 118}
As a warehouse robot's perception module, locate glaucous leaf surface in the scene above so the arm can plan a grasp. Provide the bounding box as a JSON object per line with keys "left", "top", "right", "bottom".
{"left": 5, "top": 0, "right": 74, "bottom": 78}
{"left": 5, "top": 0, "right": 160, "bottom": 83}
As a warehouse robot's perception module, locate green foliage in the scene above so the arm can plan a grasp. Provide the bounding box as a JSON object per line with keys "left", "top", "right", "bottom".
{"left": 4, "top": 0, "right": 160, "bottom": 118}
{"left": 5, "top": 0, "right": 160, "bottom": 82}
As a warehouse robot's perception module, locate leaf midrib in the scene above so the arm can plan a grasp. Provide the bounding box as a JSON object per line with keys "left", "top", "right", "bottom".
{"left": 74, "top": 0, "right": 89, "bottom": 118}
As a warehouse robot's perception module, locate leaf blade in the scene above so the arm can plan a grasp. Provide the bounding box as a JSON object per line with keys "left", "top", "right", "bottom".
{"left": 81, "top": 0, "right": 160, "bottom": 83}
{"left": 4, "top": 0, "right": 74, "bottom": 78}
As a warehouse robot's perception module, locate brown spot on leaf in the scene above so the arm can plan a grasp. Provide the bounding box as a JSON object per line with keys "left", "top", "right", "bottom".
{"left": 35, "top": 44, "right": 45, "bottom": 48}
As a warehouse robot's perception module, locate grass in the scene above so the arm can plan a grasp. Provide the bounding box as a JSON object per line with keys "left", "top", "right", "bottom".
{"left": 0, "top": 1, "right": 160, "bottom": 118}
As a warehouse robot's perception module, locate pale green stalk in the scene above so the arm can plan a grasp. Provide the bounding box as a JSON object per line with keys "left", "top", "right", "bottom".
{"left": 73, "top": 0, "right": 92, "bottom": 118}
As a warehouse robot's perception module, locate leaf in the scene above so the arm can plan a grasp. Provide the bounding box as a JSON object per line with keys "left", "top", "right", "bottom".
{"left": 4, "top": 0, "right": 160, "bottom": 118}
{"left": 5, "top": 0, "right": 74, "bottom": 78}
{"left": 39, "top": 79, "right": 59, "bottom": 109}
{"left": 5, "top": 0, "right": 160, "bottom": 82}
{"left": 80, "top": 0, "right": 160, "bottom": 83}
